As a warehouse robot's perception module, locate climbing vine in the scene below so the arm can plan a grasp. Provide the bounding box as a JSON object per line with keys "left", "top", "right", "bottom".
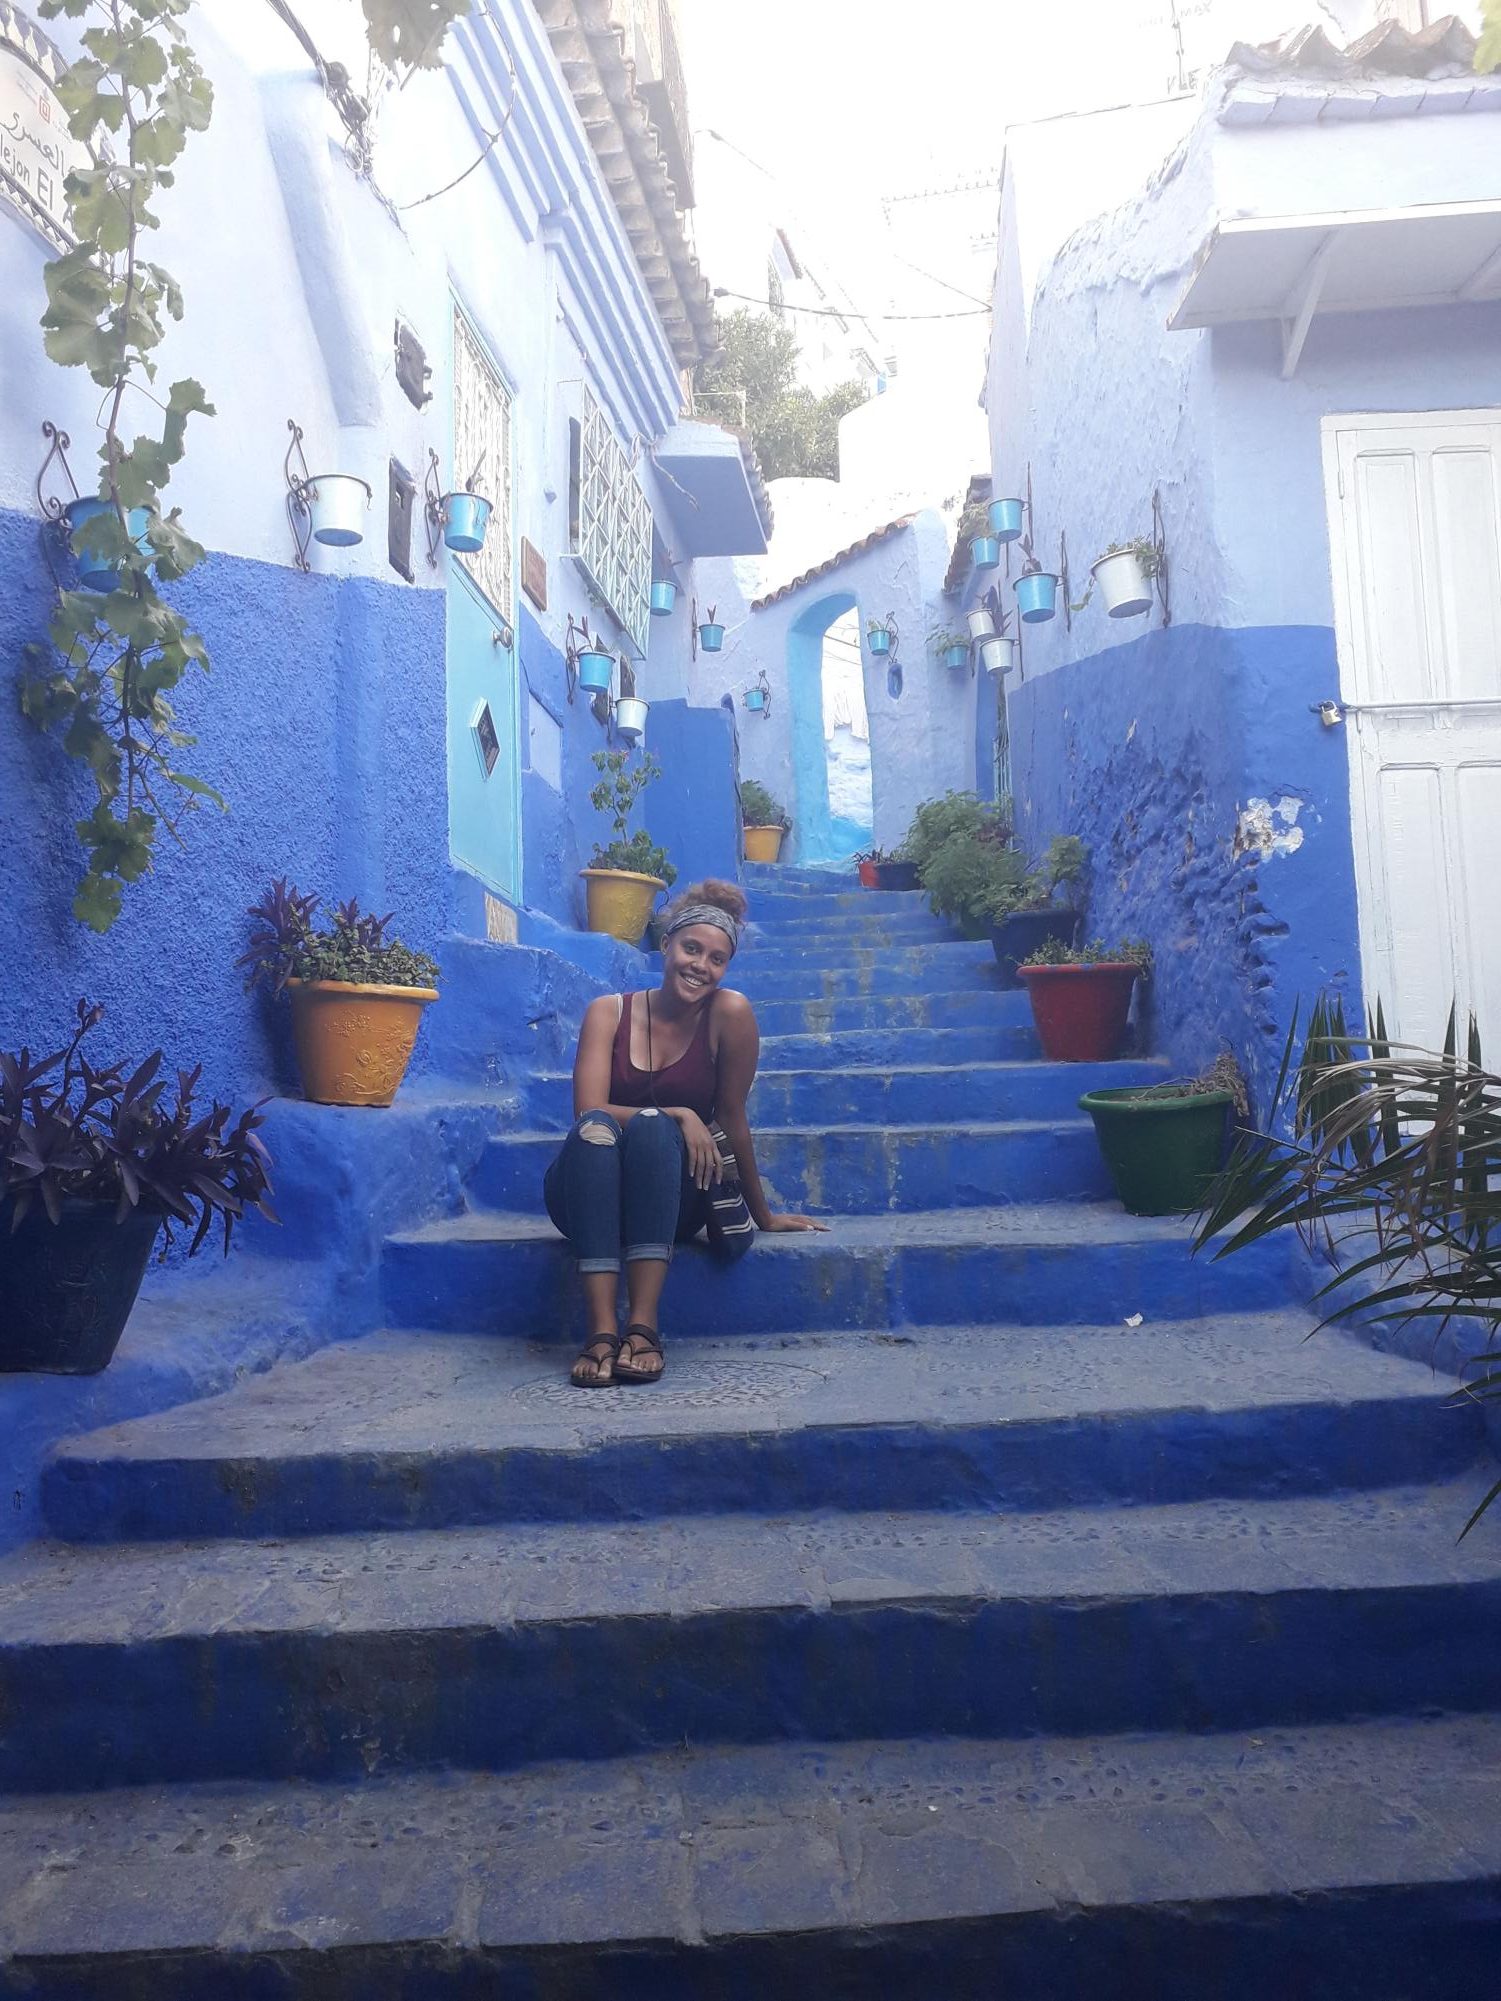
{"left": 1480, "top": 1, "right": 1501, "bottom": 76}
{"left": 361, "top": 0, "right": 472, "bottom": 70}
{"left": 21, "top": 0, "right": 215, "bottom": 933}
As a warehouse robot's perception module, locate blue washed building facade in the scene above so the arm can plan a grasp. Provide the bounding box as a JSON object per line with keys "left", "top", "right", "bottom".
{"left": 983, "top": 20, "right": 1501, "bottom": 1112}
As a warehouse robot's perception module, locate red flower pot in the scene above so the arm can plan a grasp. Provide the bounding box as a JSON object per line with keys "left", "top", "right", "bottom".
{"left": 857, "top": 859, "right": 880, "bottom": 888}
{"left": 1018, "top": 962, "right": 1141, "bottom": 1062}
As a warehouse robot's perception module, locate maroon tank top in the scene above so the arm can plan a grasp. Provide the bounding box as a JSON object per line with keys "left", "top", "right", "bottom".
{"left": 609, "top": 992, "right": 717, "bottom": 1123}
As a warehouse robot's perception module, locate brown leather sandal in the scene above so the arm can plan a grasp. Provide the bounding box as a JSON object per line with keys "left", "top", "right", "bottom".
{"left": 612, "top": 1324, "right": 664, "bottom": 1385}
{"left": 570, "top": 1331, "right": 623, "bottom": 1388}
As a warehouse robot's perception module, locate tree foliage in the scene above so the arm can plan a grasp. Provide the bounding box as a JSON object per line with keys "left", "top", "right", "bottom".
{"left": 696, "top": 309, "right": 869, "bottom": 482}
{"left": 22, "top": 0, "right": 217, "bottom": 932}
{"left": 1480, "top": 0, "right": 1501, "bottom": 74}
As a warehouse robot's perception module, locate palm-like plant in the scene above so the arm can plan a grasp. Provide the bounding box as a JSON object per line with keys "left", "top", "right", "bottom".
{"left": 1197, "top": 995, "right": 1501, "bottom": 1533}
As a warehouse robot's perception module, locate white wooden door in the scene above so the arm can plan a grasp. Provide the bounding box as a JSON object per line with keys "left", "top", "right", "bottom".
{"left": 1324, "top": 410, "right": 1501, "bottom": 1057}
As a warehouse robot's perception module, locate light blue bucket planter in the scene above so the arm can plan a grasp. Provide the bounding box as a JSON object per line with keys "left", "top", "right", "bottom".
{"left": 943, "top": 642, "right": 971, "bottom": 671}
{"left": 577, "top": 649, "right": 614, "bottom": 692}
{"left": 970, "top": 534, "right": 1000, "bottom": 571}
{"left": 67, "top": 497, "right": 151, "bottom": 592}
{"left": 699, "top": 622, "right": 724, "bottom": 652}
{"left": 1014, "top": 571, "right": 1060, "bottom": 623}
{"left": 745, "top": 686, "right": 766, "bottom": 712}
{"left": 989, "top": 498, "right": 1025, "bottom": 542}
{"left": 867, "top": 626, "right": 891, "bottom": 656}
{"left": 442, "top": 492, "right": 493, "bottom": 554}
{"left": 649, "top": 579, "right": 677, "bottom": 617}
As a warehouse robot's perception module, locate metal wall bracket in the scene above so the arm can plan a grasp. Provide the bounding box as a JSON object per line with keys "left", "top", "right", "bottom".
{"left": 284, "top": 420, "right": 314, "bottom": 573}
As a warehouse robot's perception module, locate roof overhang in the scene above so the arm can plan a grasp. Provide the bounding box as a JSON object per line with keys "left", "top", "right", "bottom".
{"left": 1169, "top": 200, "right": 1501, "bottom": 377}
{"left": 653, "top": 419, "right": 772, "bottom": 558}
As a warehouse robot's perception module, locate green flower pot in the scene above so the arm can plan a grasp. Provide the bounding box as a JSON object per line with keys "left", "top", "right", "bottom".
{"left": 1078, "top": 1087, "right": 1233, "bottom": 1216}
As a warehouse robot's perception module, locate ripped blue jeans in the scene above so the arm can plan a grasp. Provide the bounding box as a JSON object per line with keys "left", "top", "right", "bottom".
{"left": 543, "top": 1109, "right": 708, "bottom": 1274}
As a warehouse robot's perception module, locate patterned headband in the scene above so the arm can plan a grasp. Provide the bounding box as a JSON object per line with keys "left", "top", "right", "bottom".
{"left": 663, "top": 904, "right": 741, "bottom": 954}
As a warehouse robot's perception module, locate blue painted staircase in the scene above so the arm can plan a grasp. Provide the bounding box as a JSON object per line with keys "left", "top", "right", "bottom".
{"left": 2, "top": 863, "right": 1500, "bottom": 1994}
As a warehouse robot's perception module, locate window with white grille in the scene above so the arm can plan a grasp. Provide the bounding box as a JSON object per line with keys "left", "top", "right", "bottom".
{"left": 572, "top": 386, "right": 652, "bottom": 656}
{"left": 452, "top": 307, "right": 513, "bottom": 619}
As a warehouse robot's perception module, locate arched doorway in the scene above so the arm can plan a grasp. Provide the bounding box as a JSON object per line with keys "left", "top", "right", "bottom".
{"left": 787, "top": 591, "right": 874, "bottom": 863}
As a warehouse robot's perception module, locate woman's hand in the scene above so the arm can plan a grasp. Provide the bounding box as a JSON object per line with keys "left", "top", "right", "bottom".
{"left": 672, "top": 1109, "right": 723, "bottom": 1190}
{"left": 762, "top": 1213, "right": 830, "bottom": 1233}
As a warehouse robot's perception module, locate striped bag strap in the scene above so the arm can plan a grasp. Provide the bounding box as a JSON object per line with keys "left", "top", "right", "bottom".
{"left": 704, "top": 1121, "right": 754, "bottom": 1258}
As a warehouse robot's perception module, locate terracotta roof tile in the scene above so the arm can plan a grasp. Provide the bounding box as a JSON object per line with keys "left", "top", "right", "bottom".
{"left": 750, "top": 516, "right": 915, "bottom": 612}
{"left": 1227, "top": 14, "right": 1480, "bottom": 80}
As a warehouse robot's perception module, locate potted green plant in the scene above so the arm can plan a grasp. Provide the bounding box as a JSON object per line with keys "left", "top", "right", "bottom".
{"left": 579, "top": 749, "right": 677, "bottom": 944}
{"left": 903, "top": 792, "right": 1015, "bottom": 937}
{"left": 740, "top": 777, "right": 791, "bottom": 863}
{"left": 960, "top": 501, "right": 999, "bottom": 571}
{"left": 0, "top": 1001, "right": 275, "bottom": 1374}
{"left": 866, "top": 616, "right": 893, "bottom": 658}
{"left": 240, "top": 882, "right": 441, "bottom": 1107}
{"left": 1085, "top": 1050, "right": 1247, "bottom": 1216}
{"left": 930, "top": 626, "right": 972, "bottom": 672}
{"left": 854, "top": 848, "right": 884, "bottom": 889}
{"left": 441, "top": 454, "right": 492, "bottom": 554}
{"left": 1017, "top": 935, "right": 1151, "bottom": 1063}
{"left": 1088, "top": 538, "right": 1159, "bottom": 619}
{"left": 988, "top": 835, "right": 1088, "bottom": 986}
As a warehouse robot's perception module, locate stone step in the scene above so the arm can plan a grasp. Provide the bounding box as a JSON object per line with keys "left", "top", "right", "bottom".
{"left": 381, "top": 1204, "right": 1301, "bottom": 1336}
{"left": 750, "top": 888, "right": 928, "bottom": 919}
{"left": 523, "top": 1059, "right": 1168, "bottom": 1129}
{"left": 735, "top": 939, "right": 1002, "bottom": 1000}
{"left": 750, "top": 910, "right": 951, "bottom": 944}
{"left": 745, "top": 863, "right": 861, "bottom": 888}
{"left": 750, "top": 989, "right": 1041, "bottom": 1036}
{"left": 40, "top": 1319, "right": 1480, "bottom": 1545}
{"left": 474, "top": 1118, "right": 1112, "bottom": 1214}
{"left": 4, "top": 1476, "right": 1500, "bottom": 1792}
{"left": 757, "top": 1023, "right": 1043, "bottom": 1068}
{"left": 4, "top": 1714, "right": 1499, "bottom": 1992}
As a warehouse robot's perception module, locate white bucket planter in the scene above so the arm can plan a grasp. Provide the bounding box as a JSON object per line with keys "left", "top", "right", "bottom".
{"left": 1092, "top": 548, "right": 1153, "bottom": 619}
{"left": 615, "top": 696, "right": 648, "bottom": 743}
{"left": 966, "top": 608, "right": 996, "bottom": 641}
{"left": 307, "top": 474, "right": 372, "bottom": 548}
{"left": 980, "top": 636, "right": 1014, "bottom": 675}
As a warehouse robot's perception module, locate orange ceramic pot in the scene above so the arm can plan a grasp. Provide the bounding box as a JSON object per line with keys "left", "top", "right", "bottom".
{"left": 580, "top": 867, "right": 667, "bottom": 946}
{"left": 743, "top": 825, "right": 785, "bottom": 864}
{"left": 288, "top": 979, "right": 438, "bottom": 1107}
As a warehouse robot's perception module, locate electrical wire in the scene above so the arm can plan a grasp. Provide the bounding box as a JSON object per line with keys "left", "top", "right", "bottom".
{"left": 712, "top": 287, "right": 989, "bottom": 322}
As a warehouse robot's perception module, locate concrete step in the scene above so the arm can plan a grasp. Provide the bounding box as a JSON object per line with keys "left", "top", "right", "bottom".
{"left": 4, "top": 1476, "right": 1501, "bottom": 1791}
{"left": 4, "top": 1715, "right": 1500, "bottom": 1993}
{"left": 750, "top": 911, "right": 952, "bottom": 946}
{"left": 473, "top": 1118, "right": 1113, "bottom": 1213}
{"left": 522, "top": 1059, "right": 1169, "bottom": 1130}
{"left": 745, "top": 863, "right": 861, "bottom": 888}
{"left": 735, "top": 939, "right": 1002, "bottom": 1000}
{"left": 41, "top": 1319, "right": 1481, "bottom": 1544}
{"left": 381, "top": 1203, "right": 1302, "bottom": 1336}
{"left": 749, "top": 989, "right": 1042, "bottom": 1036}
{"left": 757, "top": 1023, "right": 1044, "bottom": 1068}
{"left": 749, "top": 888, "right": 928, "bottom": 919}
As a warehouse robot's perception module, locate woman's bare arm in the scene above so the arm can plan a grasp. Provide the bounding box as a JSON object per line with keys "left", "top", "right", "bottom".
{"left": 714, "top": 991, "right": 827, "bottom": 1232}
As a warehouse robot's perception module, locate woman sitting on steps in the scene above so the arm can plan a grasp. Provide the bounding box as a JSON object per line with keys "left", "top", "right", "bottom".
{"left": 544, "top": 877, "right": 827, "bottom": 1388}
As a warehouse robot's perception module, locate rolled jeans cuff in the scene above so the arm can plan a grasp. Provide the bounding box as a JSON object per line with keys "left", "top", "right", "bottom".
{"left": 577, "top": 1256, "right": 621, "bottom": 1276}
{"left": 626, "top": 1241, "right": 674, "bottom": 1265}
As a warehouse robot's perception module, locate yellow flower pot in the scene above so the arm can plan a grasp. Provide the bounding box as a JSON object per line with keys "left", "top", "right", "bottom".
{"left": 743, "top": 825, "right": 785, "bottom": 864}
{"left": 580, "top": 867, "right": 666, "bottom": 946}
{"left": 288, "top": 979, "right": 438, "bottom": 1107}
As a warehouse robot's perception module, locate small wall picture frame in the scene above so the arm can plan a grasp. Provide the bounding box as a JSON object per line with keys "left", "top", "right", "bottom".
{"left": 471, "top": 700, "right": 501, "bottom": 779}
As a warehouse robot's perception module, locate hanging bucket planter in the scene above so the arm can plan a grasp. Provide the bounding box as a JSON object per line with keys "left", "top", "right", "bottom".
{"left": 745, "top": 686, "right": 766, "bottom": 713}
{"left": 577, "top": 648, "right": 614, "bottom": 694}
{"left": 66, "top": 497, "right": 151, "bottom": 592}
{"left": 970, "top": 534, "right": 1001, "bottom": 571}
{"left": 442, "top": 492, "right": 493, "bottom": 554}
{"left": 1079, "top": 1087, "right": 1233, "bottom": 1216}
{"left": 698, "top": 621, "right": 724, "bottom": 652}
{"left": 989, "top": 498, "right": 1025, "bottom": 542}
{"left": 306, "top": 474, "right": 372, "bottom": 548}
{"left": 980, "top": 636, "right": 1014, "bottom": 675}
{"left": 1091, "top": 548, "right": 1153, "bottom": 619}
{"left": 614, "top": 696, "right": 648, "bottom": 743}
{"left": 944, "top": 641, "right": 970, "bottom": 671}
{"left": 1018, "top": 961, "right": 1141, "bottom": 1062}
{"left": 867, "top": 625, "right": 892, "bottom": 657}
{"left": 1014, "top": 571, "right": 1059, "bottom": 623}
{"left": 966, "top": 608, "right": 996, "bottom": 641}
{"left": 650, "top": 579, "right": 677, "bottom": 617}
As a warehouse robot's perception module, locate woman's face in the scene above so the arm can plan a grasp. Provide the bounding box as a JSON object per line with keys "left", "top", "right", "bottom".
{"left": 661, "top": 922, "right": 732, "bottom": 1005}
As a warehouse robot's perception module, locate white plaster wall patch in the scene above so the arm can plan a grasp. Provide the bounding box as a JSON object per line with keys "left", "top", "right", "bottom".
{"left": 1237, "top": 794, "right": 1307, "bottom": 861}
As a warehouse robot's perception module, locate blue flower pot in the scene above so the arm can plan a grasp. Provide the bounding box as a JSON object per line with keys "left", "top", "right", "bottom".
{"left": 989, "top": 497, "right": 1025, "bottom": 542}
{"left": 745, "top": 687, "right": 766, "bottom": 712}
{"left": 577, "top": 648, "right": 614, "bottom": 692}
{"left": 649, "top": 579, "right": 677, "bottom": 617}
{"left": 699, "top": 622, "right": 724, "bottom": 652}
{"left": 442, "top": 492, "right": 493, "bottom": 553}
{"left": 970, "top": 535, "right": 1000, "bottom": 571}
{"left": 1014, "top": 571, "right": 1059, "bottom": 623}
{"left": 943, "top": 642, "right": 970, "bottom": 671}
{"left": 867, "top": 626, "right": 892, "bottom": 657}
{"left": 66, "top": 497, "right": 151, "bottom": 592}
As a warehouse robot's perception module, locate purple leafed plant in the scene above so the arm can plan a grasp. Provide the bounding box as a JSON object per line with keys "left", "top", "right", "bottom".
{"left": 239, "top": 880, "right": 439, "bottom": 995}
{"left": 0, "top": 1000, "right": 276, "bottom": 1253}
